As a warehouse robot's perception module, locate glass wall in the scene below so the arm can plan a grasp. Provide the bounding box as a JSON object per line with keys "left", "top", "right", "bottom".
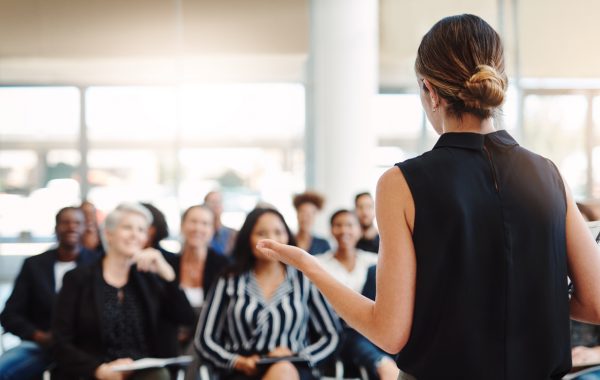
{"left": 0, "top": 84, "right": 305, "bottom": 243}
{"left": 2, "top": 83, "right": 600, "bottom": 246}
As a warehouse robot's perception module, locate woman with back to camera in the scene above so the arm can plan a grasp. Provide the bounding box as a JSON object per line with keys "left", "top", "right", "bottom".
{"left": 257, "top": 14, "right": 600, "bottom": 380}
{"left": 194, "top": 207, "right": 340, "bottom": 380}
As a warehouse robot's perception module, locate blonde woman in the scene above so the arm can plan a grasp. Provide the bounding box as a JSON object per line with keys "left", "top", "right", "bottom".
{"left": 53, "top": 203, "right": 194, "bottom": 380}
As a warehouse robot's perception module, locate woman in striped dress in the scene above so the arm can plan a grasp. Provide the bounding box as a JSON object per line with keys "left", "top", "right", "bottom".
{"left": 194, "top": 207, "right": 340, "bottom": 380}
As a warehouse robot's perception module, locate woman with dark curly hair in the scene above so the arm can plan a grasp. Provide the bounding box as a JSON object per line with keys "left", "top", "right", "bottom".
{"left": 292, "top": 191, "right": 331, "bottom": 255}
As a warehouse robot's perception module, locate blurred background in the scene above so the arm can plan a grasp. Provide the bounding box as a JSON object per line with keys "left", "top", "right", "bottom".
{"left": 1, "top": 0, "right": 599, "bottom": 259}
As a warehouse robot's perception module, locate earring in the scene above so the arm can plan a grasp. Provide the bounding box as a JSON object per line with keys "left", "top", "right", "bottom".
{"left": 432, "top": 103, "right": 438, "bottom": 112}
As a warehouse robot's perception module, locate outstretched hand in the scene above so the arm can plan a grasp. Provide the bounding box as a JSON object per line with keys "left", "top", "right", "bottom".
{"left": 255, "top": 240, "right": 316, "bottom": 272}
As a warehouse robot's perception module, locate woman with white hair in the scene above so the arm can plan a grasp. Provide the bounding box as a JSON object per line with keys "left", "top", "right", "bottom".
{"left": 52, "top": 203, "right": 195, "bottom": 380}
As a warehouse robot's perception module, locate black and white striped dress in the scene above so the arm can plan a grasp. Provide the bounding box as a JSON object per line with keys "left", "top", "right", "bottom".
{"left": 194, "top": 265, "right": 341, "bottom": 370}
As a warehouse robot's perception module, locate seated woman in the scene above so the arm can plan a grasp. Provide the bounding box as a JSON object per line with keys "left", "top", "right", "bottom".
{"left": 195, "top": 207, "right": 340, "bottom": 380}
{"left": 316, "top": 209, "right": 398, "bottom": 380}
{"left": 166, "top": 205, "right": 230, "bottom": 380}
{"left": 52, "top": 202, "right": 195, "bottom": 380}
{"left": 293, "top": 191, "right": 331, "bottom": 255}
{"left": 172, "top": 205, "right": 230, "bottom": 315}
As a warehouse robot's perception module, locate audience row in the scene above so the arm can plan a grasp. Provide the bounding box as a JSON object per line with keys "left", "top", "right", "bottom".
{"left": 0, "top": 190, "right": 393, "bottom": 380}
{"left": 3, "top": 192, "right": 600, "bottom": 379}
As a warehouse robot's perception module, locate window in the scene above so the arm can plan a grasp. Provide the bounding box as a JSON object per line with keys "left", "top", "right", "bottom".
{"left": 523, "top": 94, "right": 587, "bottom": 197}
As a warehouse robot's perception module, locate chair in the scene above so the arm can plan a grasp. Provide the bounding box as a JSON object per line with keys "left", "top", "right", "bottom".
{"left": 318, "top": 355, "right": 369, "bottom": 380}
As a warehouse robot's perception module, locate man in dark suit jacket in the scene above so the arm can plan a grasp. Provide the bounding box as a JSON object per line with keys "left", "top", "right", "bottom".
{"left": 0, "top": 206, "right": 100, "bottom": 380}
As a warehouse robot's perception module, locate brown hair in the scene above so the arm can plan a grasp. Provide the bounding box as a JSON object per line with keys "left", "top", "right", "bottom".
{"left": 293, "top": 191, "right": 325, "bottom": 210}
{"left": 415, "top": 14, "right": 507, "bottom": 119}
{"left": 181, "top": 204, "right": 214, "bottom": 224}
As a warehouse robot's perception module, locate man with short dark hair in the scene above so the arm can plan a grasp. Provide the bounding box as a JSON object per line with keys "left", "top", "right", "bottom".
{"left": 0, "top": 207, "right": 100, "bottom": 380}
{"left": 354, "top": 192, "right": 380, "bottom": 253}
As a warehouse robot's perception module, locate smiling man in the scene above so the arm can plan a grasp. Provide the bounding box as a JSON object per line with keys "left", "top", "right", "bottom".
{"left": 0, "top": 206, "right": 100, "bottom": 380}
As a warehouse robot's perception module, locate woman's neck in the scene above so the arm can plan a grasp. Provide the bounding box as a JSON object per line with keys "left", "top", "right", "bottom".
{"left": 182, "top": 244, "right": 208, "bottom": 262}
{"left": 297, "top": 228, "right": 311, "bottom": 238}
{"left": 296, "top": 230, "right": 312, "bottom": 250}
{"left": 441, "top": 114, "right": 496, "bottom": 134}
{"left": 335, "top": 245, "right": 357, "bottom": 271}
{"left": 102, "top": 252, "right": 132, "bottom": 287}
{"left": 253, "top": 259, "right": 285, "bottom": 277}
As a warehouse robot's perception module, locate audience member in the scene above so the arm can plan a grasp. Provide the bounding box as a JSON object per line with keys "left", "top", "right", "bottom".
{"left": 570, "top": 321, "right": 600, "bottom": 379}
{"left": 52, "top": 203, "right": 194, "bottom": 380}
{"left": 141, "top": 202, "right": 176, "bottom": 257}
{"left": 292, "top": 191, "right": 331, "bottom": 255}
{"left": 204, "top": 191, "right": 238, "bottom": 256}
{"left": 570, "top": 203, "right": 600, "bottom": 379}
{"left": 577, "top": 202, "right": 598, "bottom": 222}
{"left": 0, "top": 207, "right": 100, "bottom": 380}
{"left": 354, "top": 192, "right": 380, "bottom": 253}
{"left": 80, "top": 200, "right": 103, "bottom": 253}
{"left": 316, "top": 210, "right": 398, "bottom": 380}
{"left": 195, "top": 207, "right": 340, "bottom": 380}
{"left": 166, "top": 205, "right": 229, "bottom": 350}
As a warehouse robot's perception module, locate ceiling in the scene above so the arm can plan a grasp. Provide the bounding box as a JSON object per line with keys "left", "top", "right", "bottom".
{"left": 0, "top": 0, "right": 598, "bottom": 87}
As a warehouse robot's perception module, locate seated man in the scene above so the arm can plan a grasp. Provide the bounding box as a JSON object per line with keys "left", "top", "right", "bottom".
{"left": 204, "top": 190, "right": 238, "bottom": 256}
{"left": 0, "top": 206, "right": 100, "bottom": 380}
{"left": 317, "top": 209, "right": 398, "bottom": 380}
{"left": 354, "top": 192, "right": 380, "bottom": 253}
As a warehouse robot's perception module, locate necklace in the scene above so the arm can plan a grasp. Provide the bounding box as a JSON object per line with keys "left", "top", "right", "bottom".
{"left": 116, "top": 287, "right": 125, "bottom": 304}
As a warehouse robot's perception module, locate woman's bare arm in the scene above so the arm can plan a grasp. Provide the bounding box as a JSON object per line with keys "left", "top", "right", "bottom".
{"left": 257, "top": 167, "right": 416, "bottom": 353}
{"left": 566, "top": 184, "right": 600, "bottom": 323}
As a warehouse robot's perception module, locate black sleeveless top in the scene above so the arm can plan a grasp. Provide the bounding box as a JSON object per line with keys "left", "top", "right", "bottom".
{"left": 395, "top": 130, "right": 570, "bottom": 380}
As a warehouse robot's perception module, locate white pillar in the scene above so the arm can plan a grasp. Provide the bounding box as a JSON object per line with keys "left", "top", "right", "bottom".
{"left": 306, "top": 0, "right": 379, "bottom": 226}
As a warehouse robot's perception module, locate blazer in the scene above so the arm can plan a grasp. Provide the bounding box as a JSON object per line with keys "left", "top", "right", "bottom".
{"left": 165, "top": 247, "right": 230, "bottom": 294}
{"left": 308, "top": 235, "right": 331, "bottom": 255}
{"left": 52, "top": 260, "right": 195, "bottom": 379}
{"left": 158, "top": 248, "right": 230, "bottom": 355}
{"left": 0, "top": 247, "right": 100, "bottom": 340}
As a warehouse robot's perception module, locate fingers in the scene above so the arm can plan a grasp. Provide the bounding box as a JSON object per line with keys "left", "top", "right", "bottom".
{"left": 255, "top": 239, "right": 281, "bottom": 259}
{"left": 235, "top": 355, "right": 259, "bottom": 376}
{"left": 256, "top": 239, "right": 296, "bottom": 261}
{"left": 572, "top": 347, "right": 596, "bottom": 365}
{"left": 110, "top": 358, "right": 134, "bottom": 365}
{"left": 256, "top": 239, "right": 281, "bottom": 250}
{"left": 256, "top": 240, "right": 314, "bottom": 271}
{"left": 132, "top": 249, "right": 162, "bottom": 271}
